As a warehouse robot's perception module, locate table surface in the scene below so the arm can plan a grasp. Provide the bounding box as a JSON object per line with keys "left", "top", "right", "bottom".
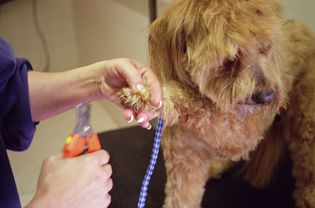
{"left": 99, "top": 126, "right": 295, "bottom": 208}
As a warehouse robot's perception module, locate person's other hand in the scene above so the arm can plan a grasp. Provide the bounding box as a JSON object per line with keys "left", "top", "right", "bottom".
{"left": 94, "top": 58, "right": 163, "bottom": 129}
{"left": 27, "top": 150, "right": 112, "bottom": 208}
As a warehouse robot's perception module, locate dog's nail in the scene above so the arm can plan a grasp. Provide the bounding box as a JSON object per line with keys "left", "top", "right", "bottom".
{"left": 137, "top": 117, "right": 145, "bottom": 123}
{"left": 127, "top": 114, "right": 134, "bottom": 123}
{"left": 136, "top": 84, "right": 144, "bottom": 90}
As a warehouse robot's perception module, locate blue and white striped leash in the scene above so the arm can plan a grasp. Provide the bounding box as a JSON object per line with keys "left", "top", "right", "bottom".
{"left": 137, "top": 117, "right": 164, "bottom": 208}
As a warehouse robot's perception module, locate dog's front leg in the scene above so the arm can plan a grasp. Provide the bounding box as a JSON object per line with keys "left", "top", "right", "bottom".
{"left": 162, "top": 127, "right": 210, "bottom": 208}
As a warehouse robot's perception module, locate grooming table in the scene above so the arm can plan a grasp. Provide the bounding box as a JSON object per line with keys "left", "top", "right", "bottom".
{"left": 99, "top": 126, "right": 295, "bottom": 208}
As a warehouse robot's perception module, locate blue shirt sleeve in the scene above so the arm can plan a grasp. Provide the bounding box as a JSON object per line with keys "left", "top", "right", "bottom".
{"left": 0, "top": 39, "right": 38, "bottom": 151}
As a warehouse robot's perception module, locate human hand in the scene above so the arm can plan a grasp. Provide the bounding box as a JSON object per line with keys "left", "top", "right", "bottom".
{"left": 93, "top": 58, "right": 163, "bottom": 129}
{"left": 27, "top": 150, "right": 112, "bottom": 208}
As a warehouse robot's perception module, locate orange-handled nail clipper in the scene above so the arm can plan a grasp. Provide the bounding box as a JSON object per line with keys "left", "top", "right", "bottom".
{"left": 63, "top": 103, "right": 101, "bottom": 158}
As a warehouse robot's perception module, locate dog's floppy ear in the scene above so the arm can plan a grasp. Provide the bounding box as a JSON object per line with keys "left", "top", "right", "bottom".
{"left": 239, "top": 115, "right": 287, "bottom": 188}
{"left": 148, "top": 0, "right": 196, "bottom": 88}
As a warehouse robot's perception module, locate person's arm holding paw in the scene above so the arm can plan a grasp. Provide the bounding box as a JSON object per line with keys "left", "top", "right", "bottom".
{"left": 28, "top": 58, "right": 162, "bottom": 128}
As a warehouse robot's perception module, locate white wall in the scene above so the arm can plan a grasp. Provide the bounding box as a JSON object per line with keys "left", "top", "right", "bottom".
{"left": 0, "top": 0, "right": 79, "bottom": 71}
{"left": 283, "top": 0, "right": 315, "bottom": 32}
{"left": 73, "top": 0, "right": 149, "bottom": 65}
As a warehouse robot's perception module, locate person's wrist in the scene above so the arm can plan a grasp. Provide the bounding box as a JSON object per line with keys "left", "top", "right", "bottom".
{"left": 73, "top": 62, "right": 109, "bottom": 103}
{"left": 88, "top": 61, "right": 114, "bottom": 101}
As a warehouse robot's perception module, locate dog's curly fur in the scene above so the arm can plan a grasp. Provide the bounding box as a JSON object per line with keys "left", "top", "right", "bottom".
{"left": 119, "top": 0, "right": 315, "bottom": 207}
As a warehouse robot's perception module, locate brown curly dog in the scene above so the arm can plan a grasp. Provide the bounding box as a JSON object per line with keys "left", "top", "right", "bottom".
{"left": 119, "top": 0, "right": 315, "bottom": 207}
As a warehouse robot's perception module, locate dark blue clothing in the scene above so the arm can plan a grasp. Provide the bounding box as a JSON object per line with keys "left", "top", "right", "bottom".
{"left": 0, "top": 39, "right": 37, "bottom": 208}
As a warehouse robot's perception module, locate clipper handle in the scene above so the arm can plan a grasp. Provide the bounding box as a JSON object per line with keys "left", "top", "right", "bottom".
{"left": 63, "top": 133, "right": 101, "bottom": 158}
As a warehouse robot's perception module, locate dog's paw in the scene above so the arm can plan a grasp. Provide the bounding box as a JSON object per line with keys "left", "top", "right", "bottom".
{"left": 117, "top": 85, "right": 153, "bottom": 113}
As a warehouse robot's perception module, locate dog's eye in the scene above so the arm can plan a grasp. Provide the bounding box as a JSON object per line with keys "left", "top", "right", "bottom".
{"left": 223, "top": 58, "right": 241, "bottom": 72}
{"left": 243, "top": 91, "right": 275, "bottom": 105}
{"left": 223, "top": 59, "right": 235, "bottom": 69}
{"left": 222, "top": 48, "right": 242, "bottom": 71}
{"left": 251, "top": 90, "right": 275, "bottom": 105}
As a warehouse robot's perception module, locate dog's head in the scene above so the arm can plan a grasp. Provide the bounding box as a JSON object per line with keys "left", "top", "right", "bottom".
{"left": 150, "top": 0, "right": 286, "bottom": 111}
{"left": 149, "top": 0, "right": 288, "bottom": 160}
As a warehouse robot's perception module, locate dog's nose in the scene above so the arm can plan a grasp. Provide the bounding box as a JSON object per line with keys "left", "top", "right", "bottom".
{"left": 252, "top": 90, "right": 276, "bottom": 104}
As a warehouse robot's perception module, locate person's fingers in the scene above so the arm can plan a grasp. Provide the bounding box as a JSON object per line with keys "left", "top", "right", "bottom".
{"left": 81, "top": 150, "right": 110, "bottom": 166}
{"left": 133, "top": 114, "right": 150, "bottom": 129}
{"left": 102, "top": 164, "right": 112, "bottom": 180}
{"left": 116, "top": 59, "right": 143, "bottom": 88}
{"left": 104, "top": 194, "right": 112, "bottom": 208}
{"left": 136, "top": 114, "right": 146, "bottom": 123}
{"left": 135, "top": 115, "right": 152, "bottom": 129}
{"left": 123, "top": 109, "right": 135, "bottom": 123}
{"left": 140, "top": 121, "right": 152, "bottom": 130}
{"left": 128, "top": 59, "right": 147, "bottom": 73}
{"left": 113, "top": 59, "right": 162, "bottom": 121}
{"left": 141, "top": 69, "right": 163, "bottom": 108}
{"left": 123, "top": 107, "right": 160, "bottom": 124}
{"left": 128, "top": 59, "right": 162, "bottom": 107}
{"left": 104, "top": 178, "right": 113, "bottom": 193}
{"left": 137, "top": 111, "right": 160, "bottom": 122}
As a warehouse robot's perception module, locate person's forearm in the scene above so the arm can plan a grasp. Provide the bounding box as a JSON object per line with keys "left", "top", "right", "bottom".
{"left": 28, "top": 64, "right": 103, "bottom": 121}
